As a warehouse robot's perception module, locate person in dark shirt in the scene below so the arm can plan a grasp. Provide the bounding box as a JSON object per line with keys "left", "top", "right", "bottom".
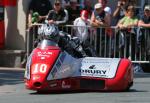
{"left": 66, "top": 0, "right": 80, "bottom": 24}
{"left": 28, "top": 0, "right": 52, "bottom": 27}
{"left": 138, "top": 5, "right": 150, "bottom": 60}
{"left": 91, "top": 3, "right": 110, "bottom": 27}
{"left": 138, "top": 5, "right": 150, "bottom": 28}
{"left": 23, "top": 0, "right": 52, "bottom": 67}
{"left": 47, "top": 0, "right": 68, "bottom": 26}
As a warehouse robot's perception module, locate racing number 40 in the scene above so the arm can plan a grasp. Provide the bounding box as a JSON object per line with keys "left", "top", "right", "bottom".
{"left": 32, "top": 64, "right": 47, "bottom": 74}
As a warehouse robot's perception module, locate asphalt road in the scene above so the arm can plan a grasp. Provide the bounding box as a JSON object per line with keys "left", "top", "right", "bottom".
{"left": 0, "top": 67, "right": 150, "bottom": 103}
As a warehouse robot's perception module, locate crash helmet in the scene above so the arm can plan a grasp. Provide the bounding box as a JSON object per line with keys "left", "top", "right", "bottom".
{"left": 80, "top": 10, "right": 89, "bottom": 20}
{"left": 38, "top": 24, "right": 47, "bottom": 35}
{"left": 44, "top": 24, "right": 60, "bottom": 42}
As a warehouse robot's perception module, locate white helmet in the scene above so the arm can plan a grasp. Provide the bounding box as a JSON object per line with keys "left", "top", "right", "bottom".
{"left": 38, "top": 24, "right": 59, "bottom": 40}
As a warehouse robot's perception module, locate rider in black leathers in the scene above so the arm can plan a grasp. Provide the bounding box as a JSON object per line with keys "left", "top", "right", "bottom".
{"left": 38, "top": 24, "right": 96, "bottom": 58}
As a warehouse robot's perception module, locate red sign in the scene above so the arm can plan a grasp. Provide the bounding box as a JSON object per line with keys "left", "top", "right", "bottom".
{"left": 5, "top": 0, "right": 17, "bottom": 6}
{"left": 0, "top": 0, "right": 5, "bottom": 6}
{"left": 0, "top": 21, "right": 5, "bottom": 49}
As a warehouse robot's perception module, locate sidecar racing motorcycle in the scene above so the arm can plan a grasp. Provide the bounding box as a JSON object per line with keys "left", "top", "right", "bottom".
{"left": 24, "top": 24, "right": 133, "bottom": 92}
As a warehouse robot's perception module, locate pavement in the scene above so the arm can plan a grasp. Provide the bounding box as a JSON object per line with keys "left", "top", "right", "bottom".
{"left": 0, "top": 67, "right": 25, "bottom": 71}
{"left": 0, "top": 67, "right": 25, "bottom": 95}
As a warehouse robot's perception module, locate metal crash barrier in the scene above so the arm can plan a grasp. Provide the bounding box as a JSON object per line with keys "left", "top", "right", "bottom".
{"left": 26, "top": 24, "right": 150, "bottom": 63}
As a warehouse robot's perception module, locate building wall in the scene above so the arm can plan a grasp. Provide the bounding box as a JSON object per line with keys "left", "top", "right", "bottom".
{"left": 5, "top": 0, "right": 31, "bottom": 50}
{"left": 4, "top": 0, "right": 146, "bottom": 50}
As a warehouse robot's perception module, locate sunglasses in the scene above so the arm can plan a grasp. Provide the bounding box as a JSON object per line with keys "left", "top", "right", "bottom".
{"left": 145, "top": 10, "right": 150, "bottom": 12}
{"left": 55, "top": 3, "right": 60, "bottom": 6}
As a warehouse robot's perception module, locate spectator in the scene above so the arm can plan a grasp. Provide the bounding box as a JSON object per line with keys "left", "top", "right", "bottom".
{"left": 90, "top": 3, "right": 110, "bottom": 56}
{"left": 27, "top": 0, "right": 53, "bottom": 50}
{"left": 117, "top": 5, "right": 138, "bottom": 29}
{"left": 47, "top": 0, "right": 68, "bottom": 27}
{"left": 138, "top": 5, "right": 150, "bottom": 60}
{"left": 62, "top": 0, "right": 71, "bottom": 8}
{"left": 98, "top": 0, "right": 112, "bottom": 15}
{"left": 73, "top": 10, "right": 97, "bottom": 56}
{"left": 74, "top": 10, "right": 90, "bottom": 42}
{"left": 22, "top": 0, "right": 53, "bottom": 67}
{"left": 91, "top": 3, "right": 110, "bottom": 27}
{"left": 28, "top": 0, "right": 52, "bottom": 27}
{"left": 138, "top": 5, "right": 150, "bottom": 28}
{"left": 116, "top": 5, "right": 138, "bottom": 59}
{"left": 82, "top": 0, "right": 93, "bottom": 17}
{"left": 66, "top": 0, "right": 80, "bottom": 24}
{"left": 113, "top": 0, "right": 129, "bottom": 25}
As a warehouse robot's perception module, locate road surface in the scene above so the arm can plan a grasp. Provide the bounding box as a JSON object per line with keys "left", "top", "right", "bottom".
{"left": 0, "top": 67, "right": 150, "bottom": 103}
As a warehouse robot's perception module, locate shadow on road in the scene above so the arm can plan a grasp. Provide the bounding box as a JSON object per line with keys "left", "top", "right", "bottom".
{"left": 134, "top": 73, "right": 150, "bottom": 78}
{"left": 0, "top": 70, "right": 24, "bottom": 86}
{"left": 29, "top": 88, "right": 149, "bottom": 95}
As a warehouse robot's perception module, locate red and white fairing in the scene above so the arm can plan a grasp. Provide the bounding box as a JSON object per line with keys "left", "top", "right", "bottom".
{"left": 24, "top": 40, "right": 133, "bottom": 92}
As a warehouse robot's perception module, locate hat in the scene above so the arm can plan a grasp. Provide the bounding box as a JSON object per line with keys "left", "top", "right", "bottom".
{"left": 54, "top": 0, "right": 61, "bottom": 4}
{"left": 144, "top": 5, "right": 150, "bottom": 11}
{"left": 81, "top": 10, "right": 89, "bottom": 20}
{"left": 94, "top": 3, "right": 102, "bottom": 9}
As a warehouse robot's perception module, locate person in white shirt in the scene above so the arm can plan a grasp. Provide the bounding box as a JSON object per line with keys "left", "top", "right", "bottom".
{"left": 73, "top": 10, "right": 97, "bottom": 57}
{"left": 73, "top": 10, "right": 90, "bottom": 42}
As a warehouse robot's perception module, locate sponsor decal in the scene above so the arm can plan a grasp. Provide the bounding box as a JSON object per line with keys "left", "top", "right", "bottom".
{"left": 32, "top": 64, "right": 48, "bottom": 74}
{"left": 49, "top": 83, "right": 58, "bottom": 88}
{"left": 78, "top": 58, "right": 121, "bottom": 78}
{"left": 41, "top": 57, "right": 46, "bottom": 60}
{"left": 37, "top": 51, "right": 52, "bottom": 57}
{"left": 59, "top": 52, "right": 66, "bottom": 62}
{"left": 80, "top": 65, "right": 107, "bottom": 77}
{"left": 32, "top": 75, "right": 40, "bottom": 80}
{"left": 56, "top": 60, "right": 61, "bottom": 70}
{"left": 49, "top": 81, "right": 58, "bottom": 88}
{"left": 80, "top": 69, "right": 107, "bottom": 76}
{"left": 50, "top": 60, "right": 62, "bottom": 78}
{"left": 59, "top": 65, "right": 71, "bottom": 74}
{"left": 62, "top": 81, "right": 71, "bottom": 89}
{"left": 51, "top": 67, "right": 57, "bottom": 78}
{"left": 89, "top": 65, "right": 96, "bottom": 69}
{"left": 82, "top": 59, "right": 110, "bottom": 64}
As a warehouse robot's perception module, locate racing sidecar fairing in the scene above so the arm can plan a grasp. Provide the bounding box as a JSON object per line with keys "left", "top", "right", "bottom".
{"left": 24, "top": 40, "right": 133, "bottom": 92}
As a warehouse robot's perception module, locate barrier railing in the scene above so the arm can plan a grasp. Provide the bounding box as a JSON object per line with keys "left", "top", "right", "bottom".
{"left": 26, "top": 24, "right": 150, "bottom": 63}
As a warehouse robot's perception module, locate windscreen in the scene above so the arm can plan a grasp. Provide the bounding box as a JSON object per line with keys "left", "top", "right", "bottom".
{"left": 38, "top": 39, "right": 58, "bottom": 49}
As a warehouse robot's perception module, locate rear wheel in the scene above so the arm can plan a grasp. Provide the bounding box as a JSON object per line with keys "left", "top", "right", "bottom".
{"left": 125, "top": 81, "right": 133, "bottom": 91}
